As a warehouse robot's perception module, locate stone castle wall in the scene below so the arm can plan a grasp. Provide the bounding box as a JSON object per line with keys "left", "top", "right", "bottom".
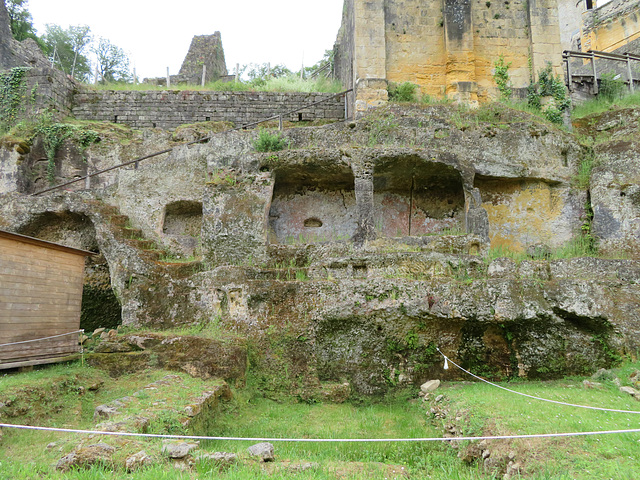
{"left": 71, "top": 90, "right": 346, "bottom": 129}
{"left": 581, "top": 0, "right": 640, "bottom": 52}
{"left": 334, "top": 0, "right": 564, "bottom": 113}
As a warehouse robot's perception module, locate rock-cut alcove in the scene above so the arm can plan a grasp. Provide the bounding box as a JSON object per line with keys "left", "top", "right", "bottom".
{"left": 373, "top": 156, "right": 465, "bottom": 237}
{"left": 268, "top": 161, "right": 357, "bottom": 244}
{"left": 17, "top": 211, "right": 121, "bottom": 331}
{"left": 162, "top": 200, "right": 203, "bottom": 256}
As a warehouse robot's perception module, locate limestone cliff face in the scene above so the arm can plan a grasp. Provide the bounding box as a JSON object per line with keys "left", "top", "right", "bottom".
{"left": 0, "top": 104, "right": 638, "bottom": 395}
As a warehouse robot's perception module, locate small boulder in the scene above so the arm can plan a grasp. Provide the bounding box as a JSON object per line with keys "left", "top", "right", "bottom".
{"left": 162, "top": 440, "right": 199, "bottom": 459}
{"left": 93, "top": 405, "right": 118, "bottom": 421}
{"left": 420, "top": 380, "right": 441, "bottom": 394}
{"left": 592, "top": 368, "right": 616, "bottom": 381}
{"left": 125, "top": 450, "right": 154, "bottom": 471}
{"left": 620, "top": 386, "right": 639, "bottom": 396}
{"left": 56, "top": 443, "right": 115, "bottom": 471}
{"left": 247, "top": 442, "right": 275, "bottom": 462}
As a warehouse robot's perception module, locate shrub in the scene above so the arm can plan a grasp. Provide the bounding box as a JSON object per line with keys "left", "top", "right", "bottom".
{"left": 253, "top": 128, "right": 289, "bottom": 152}
{"left": 388, "top": 82, "right": 419, "bottom": 102}
{"left": 493, "top": 55, "right": 512, "bottom": 100}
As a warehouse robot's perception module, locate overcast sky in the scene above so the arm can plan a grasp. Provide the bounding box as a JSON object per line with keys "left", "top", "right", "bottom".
{"left": 27, "top": 0, "right": 345, "bottom": 80}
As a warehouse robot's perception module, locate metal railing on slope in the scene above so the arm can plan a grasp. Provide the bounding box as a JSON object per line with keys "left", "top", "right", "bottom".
{"left": 31, "top": 88, "right": 353, "bottom": 196}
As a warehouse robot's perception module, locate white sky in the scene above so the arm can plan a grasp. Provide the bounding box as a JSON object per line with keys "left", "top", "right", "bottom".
{"left": 27, "top": 0, "right": 345, "bottom": 80}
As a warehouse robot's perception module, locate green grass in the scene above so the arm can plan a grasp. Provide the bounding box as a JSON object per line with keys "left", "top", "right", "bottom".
{"left": 572, "top": 91, "right": 640, "bottom": 120}
{"left": 439, "top": 362, "right": 640, "bottom": 479}
{"left": 91, "top": 76, "right": 343, "bottom": 94}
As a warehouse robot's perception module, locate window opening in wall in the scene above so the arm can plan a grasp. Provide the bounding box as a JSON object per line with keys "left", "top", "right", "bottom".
{"left": 114, "top": 115, "right": 118, "bottom": 123}
{"left": 298, "top": 113, "right": 303, "bottom": 121}
{"left": 206, "top": 117, "right": 211, "bottom": 121}
{"left": 586, "top": 0, "right": 593, "bottom": 10}
{"left": 304, "top": 218, "right": 323, "bottom": 228}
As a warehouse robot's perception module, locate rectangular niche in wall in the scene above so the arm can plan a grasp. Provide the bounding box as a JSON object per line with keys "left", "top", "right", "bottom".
{"left": 373, "top": 156, "right": 465, "bottom": 237}
{"left": 162, "top": 200, "right": 203, "bottom": 255}
{"left": 268, "top": 160, "right": 357, "bottom": 244}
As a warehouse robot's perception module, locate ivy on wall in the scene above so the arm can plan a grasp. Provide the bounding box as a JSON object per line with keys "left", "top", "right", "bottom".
{"left": 0, "top": 67, "right": 30, "bottom": 133}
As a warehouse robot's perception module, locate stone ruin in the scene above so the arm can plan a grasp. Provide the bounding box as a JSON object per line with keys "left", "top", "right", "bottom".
{"left": 144, "top": 32, "right": 230, "bottom": 86}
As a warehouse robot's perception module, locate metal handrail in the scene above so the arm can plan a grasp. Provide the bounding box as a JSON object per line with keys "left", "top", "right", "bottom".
{"left": 31, "top": 88, "right": 353, "bottom": 196}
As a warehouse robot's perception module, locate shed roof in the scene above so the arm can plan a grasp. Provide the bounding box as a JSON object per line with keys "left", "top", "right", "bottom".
{"left": 0, "top": 229, "right": 95, "bottom": 256}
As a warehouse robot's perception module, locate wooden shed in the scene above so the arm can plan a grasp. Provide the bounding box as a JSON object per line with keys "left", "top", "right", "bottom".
{"left": 0, "top": 229, "right": 92, "bottom": 369}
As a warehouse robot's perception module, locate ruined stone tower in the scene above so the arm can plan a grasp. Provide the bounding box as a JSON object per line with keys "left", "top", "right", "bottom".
{"left": 334, "top": 0, "right": 564, "bottom": 114}
{"left": 178, "top": 32, "right": 228, "bottom": 84}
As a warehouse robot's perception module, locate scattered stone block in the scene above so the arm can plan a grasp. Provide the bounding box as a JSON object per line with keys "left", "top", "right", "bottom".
{"left": 125, "top": 450, "right": 154, "bottom": 471}
{"left": 162, "top": 440, "right": 199, "bottom": 459}
{"left": 420, "top": 380, "right": 441, "bottom": 394}
{"left": 56, "top": 443, "right": 116, "bottom": 471}
{"left": 248, "top": 442, "right": 275, "bottom": 462}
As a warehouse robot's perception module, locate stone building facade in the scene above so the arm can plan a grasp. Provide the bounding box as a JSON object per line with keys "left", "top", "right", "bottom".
{"left": 579, "top": 0, "right": 640, "bottom": 53}
{"left": 334, "top": 0, "right": 564, "bottom": 114}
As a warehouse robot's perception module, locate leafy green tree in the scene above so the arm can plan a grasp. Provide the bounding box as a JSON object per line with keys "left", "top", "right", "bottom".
{"left": 42, "top": 24, "right": 92, "bottom": 81}
{"left": 303, "top": 49, "right": 334, "bottom": 79}
{"left": 93, "top": 37, "right": 131, "bottom": 83}
{"left": 6, "top": 0, "right": 41, "bottom": 46}
{"left": 244, "top": 63, "right": 292, "bottom": 85}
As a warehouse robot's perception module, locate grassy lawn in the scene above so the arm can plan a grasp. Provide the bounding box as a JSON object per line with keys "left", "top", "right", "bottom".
{"left": 1, "top": 361, "right": 639, "bottom": 479}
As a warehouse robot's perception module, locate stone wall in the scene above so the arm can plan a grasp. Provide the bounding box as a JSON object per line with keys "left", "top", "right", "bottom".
{"left": 334, "top": 0, "right": 563, "bottom": 113}
{"left": 581, "top": 0, "right": 640, "bottom": 52}
{"left": 71, "top": 90, "right": 346, "bottom": 129}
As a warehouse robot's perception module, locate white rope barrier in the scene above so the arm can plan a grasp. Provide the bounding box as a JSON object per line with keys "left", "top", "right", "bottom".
{"left": 0, "top": 423, "right": 639, "bottom": 443}
{"left": 436, "top": 348, "right": 640, "bottom": 415}
{"left": 0, "top": 330, "right": 84, "bottom": 348}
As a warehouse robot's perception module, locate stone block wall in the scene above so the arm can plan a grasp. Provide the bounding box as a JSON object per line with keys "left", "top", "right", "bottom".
{"left": 71, "top": 90, "right": 346, "bottom": 129}
{"left": 334, "top": 0, "right": 563, "bottom": 109}
{"left": 581, "top": 0, "right": 640, "bottom": 52}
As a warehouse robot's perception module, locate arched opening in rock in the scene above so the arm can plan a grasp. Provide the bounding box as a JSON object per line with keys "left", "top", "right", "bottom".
{"left": 268, "top": 161, "right": 356, "bottom": 244}
{"left": 17, "top": 211, "right": 121, "bottom": 332}
{"left": 162, "top": 200, "right": 203, "bottom": 256}
{"left": 373, "top": 156, "right": 465, "bottom": 237}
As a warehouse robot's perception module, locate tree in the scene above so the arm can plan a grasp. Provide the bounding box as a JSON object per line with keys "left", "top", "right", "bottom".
{"left": 42, "top": 24, "right": 92, "bottom": 81}
{"left": 243, "top": 63, "right": 292, "bottom": 85}
{"left": 6, "top": 0, "right": 41, "bottom": 46}
{"left": 93, "top": 37, "right": 131, "bottom": 83}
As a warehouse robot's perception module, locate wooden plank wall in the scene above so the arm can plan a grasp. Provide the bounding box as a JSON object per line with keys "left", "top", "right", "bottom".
{"left": 0, "top": 236, "right": 85, "bottom": 366}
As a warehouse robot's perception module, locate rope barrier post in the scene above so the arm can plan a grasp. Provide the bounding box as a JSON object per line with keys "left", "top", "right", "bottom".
{"left": 202, "top": 65, "right": 206, "bottom": 87}
{"left": 84, "top": 172, "right": 90, "bottom": 189}
{"left": 166, "top": 67, "right": 170, "bottom": 89}
{"left": 278, "top": 115, "right": 283, "bottom": 131}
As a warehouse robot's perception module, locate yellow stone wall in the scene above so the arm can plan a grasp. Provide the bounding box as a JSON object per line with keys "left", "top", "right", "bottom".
{"left": 476, "top": 178, "right": 575, "bottom": 250}
{"left": 581, "top": 1, "right": 640, "bottom": 53}
{"left": 339, "top": 0, "right": 564, "bottom": 108}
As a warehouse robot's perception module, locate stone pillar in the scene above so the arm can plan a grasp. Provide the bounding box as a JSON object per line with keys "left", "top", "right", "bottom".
{"left": 353, "top": 0, "right": 388, "bottom": 116}
{"left": 444, "top": 0, "right": 478, "bottom": 105}
{"left": 464, "top": 187, "right": 489, "bottom": 242}
{"left": 527, "top": 0, "right": 563, "bottom": 76}
{"left": 201, "top": 180, "right": 274, "bottom": 266}
{"left": 352, "top": 159, "right": 376, "bottom": 246}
